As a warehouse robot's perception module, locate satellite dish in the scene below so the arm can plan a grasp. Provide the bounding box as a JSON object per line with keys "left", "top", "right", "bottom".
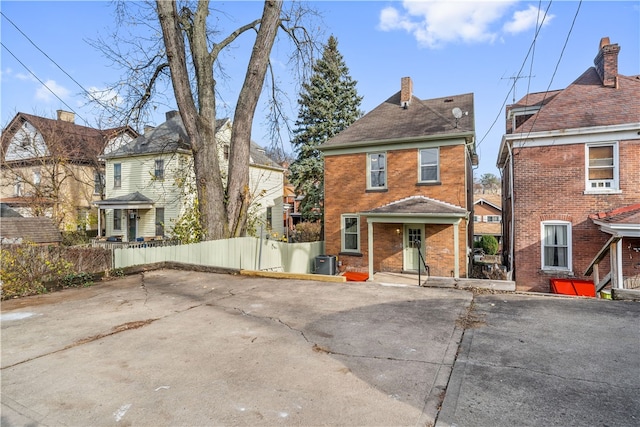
{"left": 452, "top": 107, "right": 463, "bottom": 119}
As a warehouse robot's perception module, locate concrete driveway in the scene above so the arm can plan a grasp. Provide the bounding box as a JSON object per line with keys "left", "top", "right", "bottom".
{"left": 1, "top": 269, "right": 471, "bottom": 426}
{"left": 2, "top": 269, "right": 638, "bottom": 426}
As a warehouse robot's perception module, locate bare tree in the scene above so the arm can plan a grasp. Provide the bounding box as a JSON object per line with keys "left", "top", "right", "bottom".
{"left": 92, "top": 1, "right": 319, "bottom": 240}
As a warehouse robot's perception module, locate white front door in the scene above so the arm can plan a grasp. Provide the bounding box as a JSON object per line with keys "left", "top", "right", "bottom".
{"left": 404, "top": 225, "right": 426, "bottom": 272}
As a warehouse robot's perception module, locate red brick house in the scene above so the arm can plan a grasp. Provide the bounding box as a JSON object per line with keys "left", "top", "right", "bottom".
{"left": 497, "top": 37, "right": 640, "bottom": 292}
{"left": 473, "top": 194, "right": 502, "bottom": 250}
{"left": 320, "top": 77, "right": 477, "bottom": 280}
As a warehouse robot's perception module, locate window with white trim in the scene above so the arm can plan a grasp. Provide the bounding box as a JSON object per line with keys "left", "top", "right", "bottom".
{"left": 419, "top": 148, "right": 439, "bottom": 182}
{"left": 485, "top": 215, "right": 501, "bottom": 223}
{"left": 154, "top": 159, "right": 165, "bottom": 180}
{"left": 114, "top": 163, "right": 122, "bottom": 188}
{"left": 341, "top": 215, "right": 360, "bottom": 252}
{"left": 367, "top": 152, "right": 386, "bottom": 189}
{"left": 541, "top": 221, "right": 572, "bottom": 271}
{"left": 114, "top": 209, "right": 122, "bottom": 231}
{"left": 586, "top": 142, "right": 618, "bottom": 191}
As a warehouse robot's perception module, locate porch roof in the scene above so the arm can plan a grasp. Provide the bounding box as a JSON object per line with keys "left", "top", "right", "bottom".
{"left": 361, "top": 196, "right": 467, "bottom": 224}
{"left": 94, "top": 191, "right": 155, "bottom": 209}
{"left": 590, "top": 203, "right": 640, "bottom": 237}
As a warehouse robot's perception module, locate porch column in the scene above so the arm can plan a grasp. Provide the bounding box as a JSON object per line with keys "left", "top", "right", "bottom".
{"left": 614, "top": 238, "right": 624, "bottom": 288}
{"left": 453, "top": 219, "right": 460, "bottom": 278}
{"left": 97, "top": 208, "right": 101, "bottom": 237}
{"left": 367, "top": 220, "right": 374, "bottom": 281}
{"left": 610, "top": 239, "right": 619, "bottom": 288}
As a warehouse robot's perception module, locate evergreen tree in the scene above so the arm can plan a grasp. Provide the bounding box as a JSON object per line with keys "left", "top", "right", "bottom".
{"left": 289, "top": 35, "right": 363, "bottom": 224}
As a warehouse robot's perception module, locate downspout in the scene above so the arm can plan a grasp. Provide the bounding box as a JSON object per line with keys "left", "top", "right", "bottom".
{"left": 508, "top": 141, "right": 515, "bottom": 274}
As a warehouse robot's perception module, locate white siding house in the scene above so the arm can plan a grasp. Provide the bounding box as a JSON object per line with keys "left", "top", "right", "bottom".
{"left": 96, "top": 111, "right": 284, "bottom": 241}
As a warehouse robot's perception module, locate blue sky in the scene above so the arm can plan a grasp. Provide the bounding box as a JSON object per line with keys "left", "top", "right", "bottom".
{"left": 1, "top": 1, "right": 639, "bottom": 177}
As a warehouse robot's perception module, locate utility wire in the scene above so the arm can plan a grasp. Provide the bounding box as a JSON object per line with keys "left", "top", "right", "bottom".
{"left": 1, "top": 41, "right": 88, "bottom": 125}
{"left": 1, "top": 11, "right": 112, "bottom": 126}
{"left": 520, "top": 0, "right": 582, "bottom": 143}
{"left": 476, "top": 0, "right": 554, "bottom": 149}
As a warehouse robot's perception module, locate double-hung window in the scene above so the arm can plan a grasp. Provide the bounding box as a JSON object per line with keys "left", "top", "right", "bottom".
{"left": 586, "top": 142, "right": 618, "bottom": 192}
{"left": 155, "top": 208, "right": 165, "bottom": 236}
{"left": 367, "top": 152, "right": 386, "bottom": 189}
{"left": 419, "top": 148, "right": 439, "bottom": 183}
{"left": 154, "top": 159, "right": 165, "bottom": 180}
{"left": 341, "top": 215, "right": 360, "bottom": 253}
{"left": 94, "top": 172, "right": 104, "bottom": 195}
{"left": 541, "top": 221, "right": 572, "bottom": 271}
{"left": 114, "top": 209, "right": 122, "bottom": 231}
{"left": 114, "top": 163, "right": 122, "bottom": 188}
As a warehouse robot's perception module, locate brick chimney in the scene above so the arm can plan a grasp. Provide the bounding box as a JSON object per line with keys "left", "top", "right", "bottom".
{"left": 166, "top": 110, "right": 179, "bottom": 120}
{"left": 56, "top": 110, "right": 75, "bottom": 123}
{"left": 593, "top": 37, "right": 620, "bottom": 88}
{"left": 400, "top": 77, "right": 413, "bottom": 108}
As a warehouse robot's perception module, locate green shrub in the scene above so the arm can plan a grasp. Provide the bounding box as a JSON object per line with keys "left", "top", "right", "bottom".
{"left": 478, "top": 235, "right": 499, "bottom": 255}
{"left": 1, "top": 243, "right": 74, "bottom": 299}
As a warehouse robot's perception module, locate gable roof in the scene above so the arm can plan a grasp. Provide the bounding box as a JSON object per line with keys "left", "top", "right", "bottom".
{"left": 363, "top": 195, "right": 466, "bottom": 216}
{"left": 474, "top": 194, "right": 502, "bottom": 210}
{"left": 0, "top": 217, "right": 62, "bottom": 244}
{"left": 1, "top": 112, "right": 137, "bottom": 162}
{"left": 105, "top": 114, "right": 281, "bottom": 169}
{"left": 510, "top": 68, "right": 640, "bottom": 134}
{"left": 321, "top": 91, "right": 475, "bottom": 149}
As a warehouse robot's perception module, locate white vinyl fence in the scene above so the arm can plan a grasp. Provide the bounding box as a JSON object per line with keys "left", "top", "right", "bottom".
{"left": 113, "top": 237, "right": 325, "bottom": 274}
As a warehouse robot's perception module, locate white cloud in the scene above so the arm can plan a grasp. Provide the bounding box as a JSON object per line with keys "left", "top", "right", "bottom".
{"left": 87, "top": 86, "right": 121, "bottom": 107}
{"left": 35, "top": 79, "right": 70, "bottom": 103}
{"left": 503, "top": 5, "right": 554, "bottom": 34}
{"left": 378, "top": 0, "right": 553, "bottom": 48}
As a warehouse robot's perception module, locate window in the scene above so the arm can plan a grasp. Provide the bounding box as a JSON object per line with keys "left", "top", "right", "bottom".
{"left": 473, "top": 215, "right": 481, "bottom": 222}
{"left": 33, "top": 170, "right": 41, "bottom": 187}
{"left": 14, "top": 177, "right": 24, "bottom": 196}
{"left": 367, "top": 152, "right": 386, "bottom": 189}
{"left": 341, "top": 215, "right": 360, "bottom": 252}
{"left": 94, "top": 172, "right": 104, "bottom": 195}
{"left": 541, "top": 221, "right": 572, "bottom": 271}
{"left": 114, "top": 209, "right": 122, "bottom": 231}
{"left": 485, "top": 215, "right": 501, "bottom": 223}
{"left": 419, "top": 148, "right": 439, "bottom": 182}
{"left": 114, "top": 163, "right": 121, "bottom": 188}
{"left": 155, "top": 208, "right": 165, "bottom": 237}
{"left": 223, "top": 145, "right": 230, "bottom": 161}
{"left": 586, "top": 142, "right": 618, "bottom": 191}
{"left": 154, "top": 159, "right": 164, "bottom": 180}
{"left": 266, "top": 207, "right": 273, "bottom": 229}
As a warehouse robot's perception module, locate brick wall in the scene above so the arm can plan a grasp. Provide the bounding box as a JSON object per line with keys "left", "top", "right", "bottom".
{"left": 324, "top": 144, "right": 469, "bottom": 277}
{"left": 512, "top": 139, "right": 640, "bottom": 291}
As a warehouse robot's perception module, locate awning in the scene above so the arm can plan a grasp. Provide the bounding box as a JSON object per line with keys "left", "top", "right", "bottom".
{"left": 93, "top": 191, "right": 155, "bottom": 209}
{"left": 361, "top": 195, "right": 467, "bottom": 224}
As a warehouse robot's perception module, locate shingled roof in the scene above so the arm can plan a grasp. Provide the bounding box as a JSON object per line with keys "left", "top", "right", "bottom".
{"left": 0, "top": 217, "right": 62, "bottom": 244}
{"left": 1, "top": 111, "right": 136, "bottom": 162}
{"left": 363, "top": 196, "right": 466, "bottom": 216}
{"left": 105, "top": 112, "right": 281, "bottom": 169}
{"left": 509, "top": 38, "right": 640, "bottom": 134}
{"left": 321, "top": 80, "right": 474, "bottom": 149}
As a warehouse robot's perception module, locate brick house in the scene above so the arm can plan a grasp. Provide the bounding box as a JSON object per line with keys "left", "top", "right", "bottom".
{"left": 473, "top": 194, "right": 502, "bottom": 250}
{"left": 320, "top": 77, "right": 477, "bottom": 280}
{"left": 497, "top": 37, "right": 640, "bottom": 292}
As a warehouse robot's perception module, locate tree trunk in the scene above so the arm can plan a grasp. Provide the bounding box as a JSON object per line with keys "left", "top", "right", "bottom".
{"left": 226, "top": 0, "right": 282, "bottom": 237}
{"left": 157, "top": 0, "right": 227, "bottom": 239}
